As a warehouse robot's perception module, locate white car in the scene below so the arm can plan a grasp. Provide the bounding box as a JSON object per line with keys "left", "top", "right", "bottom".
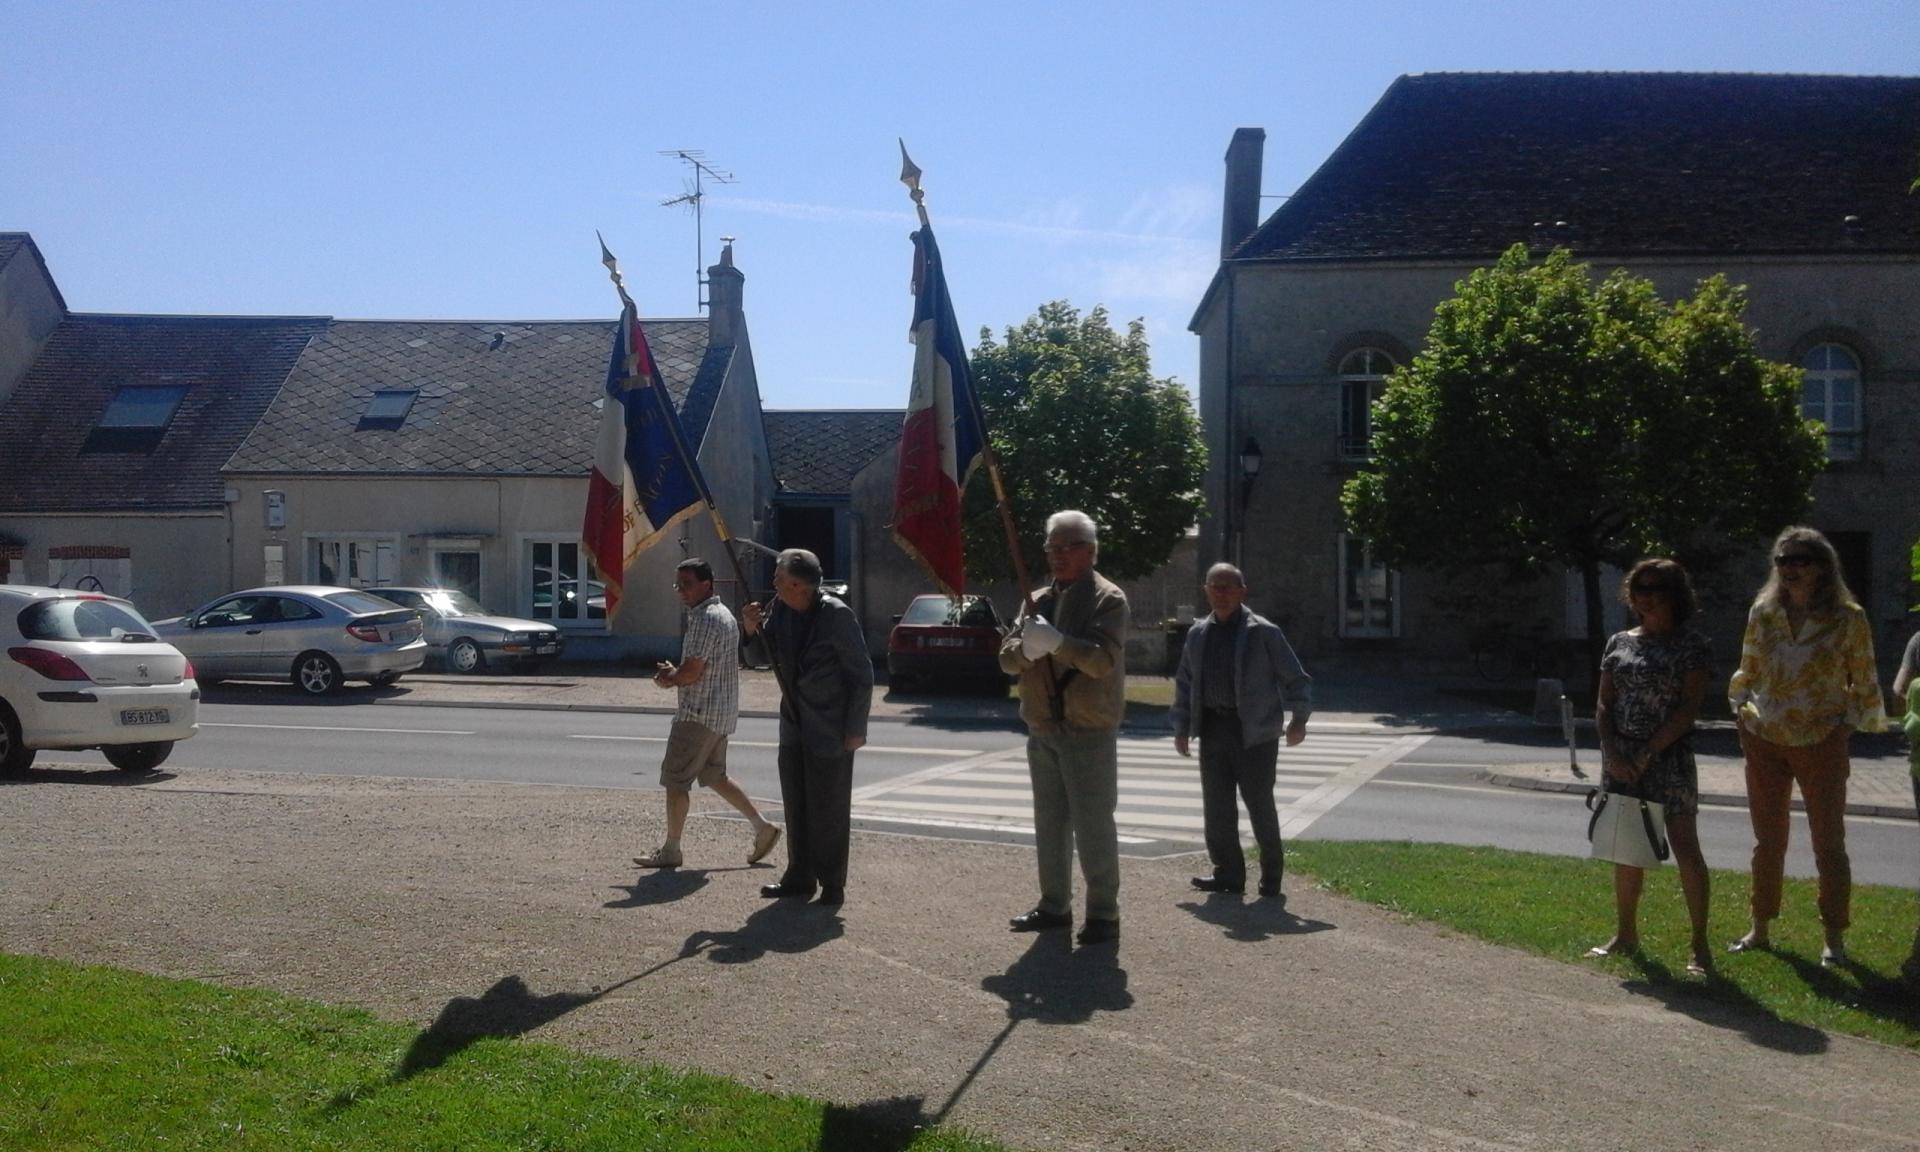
{"left": 0, "top": 585, "right": 200, "bottom": 774}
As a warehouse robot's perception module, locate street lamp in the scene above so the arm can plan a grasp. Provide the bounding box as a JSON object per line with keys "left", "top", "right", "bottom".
{"left": 1235, "top": 436, "right": 1262, "bottom": 565}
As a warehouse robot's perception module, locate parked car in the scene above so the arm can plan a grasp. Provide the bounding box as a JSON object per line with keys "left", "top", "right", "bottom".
{"left": 886, "top": 594, "right": 1009, "bottom": 691}
{"left": 154, "top": 586, "right": 426, "bottom": 696}
{"left": 367, "top": 587, "right": 564, "bottom": 673}
{"left": 1, "top": 585, "right": 200, "bottom": 774}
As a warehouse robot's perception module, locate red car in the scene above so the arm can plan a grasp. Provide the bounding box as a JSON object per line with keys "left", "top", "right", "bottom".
{"left": 886, "top": 595, "right": 1009, "bottom": 692}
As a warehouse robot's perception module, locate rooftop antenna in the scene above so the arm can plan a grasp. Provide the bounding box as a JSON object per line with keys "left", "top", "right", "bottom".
{"left": 658, "top": 149, "right": 736, "bottom": 311}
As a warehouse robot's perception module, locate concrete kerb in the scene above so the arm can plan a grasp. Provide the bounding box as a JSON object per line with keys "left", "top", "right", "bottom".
{"left": 1488, "top": 766, "right": 1920, "bottom": 821}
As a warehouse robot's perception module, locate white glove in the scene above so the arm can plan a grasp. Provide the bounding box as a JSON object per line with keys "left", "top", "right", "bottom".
{"left": 1020, "top": 617, "right": 1064, "bottom": 659}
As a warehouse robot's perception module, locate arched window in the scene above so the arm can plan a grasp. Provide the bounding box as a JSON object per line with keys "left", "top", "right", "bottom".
{"left": 1338, "top": 347, "right": 1395, "bottom": 460}
{"left": 1801, "top": 344, "right": 1861, "bottom": 461}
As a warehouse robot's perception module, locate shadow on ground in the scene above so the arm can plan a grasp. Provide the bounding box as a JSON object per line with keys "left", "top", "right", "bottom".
{"left": 1177, "top": 893, "right": 1335, "bottom": 941}
{"left": 1, "top": 766, "right": 177, "bottom": 786}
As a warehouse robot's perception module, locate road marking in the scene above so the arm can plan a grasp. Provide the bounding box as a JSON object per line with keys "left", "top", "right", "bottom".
{"left": 566, "top": 734, "right": 986, "bottom": 756}
{"left": 1279, "top": 735, "right": 1432, "bottom": 838}
{"left": 203, "top": 722, "right": 476, "bottom": 735}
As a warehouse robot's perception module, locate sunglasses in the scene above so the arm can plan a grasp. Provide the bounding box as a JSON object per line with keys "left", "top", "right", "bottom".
{"left": 1772, "top": 553, "right": 1819, "bottom": 568}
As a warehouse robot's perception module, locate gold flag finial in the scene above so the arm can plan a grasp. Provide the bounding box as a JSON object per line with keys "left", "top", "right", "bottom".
{"left": 898, "top": 139, "right": 930, "bottom": 228}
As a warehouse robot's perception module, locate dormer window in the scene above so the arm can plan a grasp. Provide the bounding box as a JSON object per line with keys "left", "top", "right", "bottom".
{"left": 81, "top": 384, "right": 188, "bottom": 453}
{"left": 358, "top": 389, "right": 418, "bottom": 431}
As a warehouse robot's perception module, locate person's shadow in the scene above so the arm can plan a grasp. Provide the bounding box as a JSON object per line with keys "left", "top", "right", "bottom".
{"left": 1617, "top": 953, "right": 1830, "bottom": 1055}
{"left": 682, "top": 898, "right": 845, "bottom": 964}
{"left": 603, "top": 868, "right": 731, "bottom": 908}
{"left": 1176, "top": 892, "right": 1335, "bottom": 942}
{"left": 981, "top": 931, "right": 1134, "bottom": 1025}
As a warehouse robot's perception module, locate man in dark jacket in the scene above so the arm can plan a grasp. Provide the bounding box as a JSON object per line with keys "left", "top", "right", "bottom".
{"left": 1169, "top": 562, "right": 1312, "bottom": 900}
{"left": 742, "top": 548, "right": 873, "bottom": 907}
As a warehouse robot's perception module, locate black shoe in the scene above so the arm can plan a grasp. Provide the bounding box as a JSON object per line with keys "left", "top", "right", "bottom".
{"left": 761, "top": 882, "right": 814, "bottom": 899}
{"left": 1076, "top": 918, "right": 1120, "bottom": 945}
{"left": 1008, "top": 908, "right": 1072, "bottom": 932}
{"left": 816, "top": 887, "right": 844, "bottom": 907}
{"left": 1190, "top": 875, "right": 1246, "bottom": 895}
{"left": 1258, "top": 879, "right": 1282, "bottom": 900}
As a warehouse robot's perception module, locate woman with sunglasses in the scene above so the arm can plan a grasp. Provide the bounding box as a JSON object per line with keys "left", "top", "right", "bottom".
{"left": 1728, "top": 526, "right": 1888, "bottom": 965}
{"left": 1591, "top": 558, "right": 1714, "bottom": 974}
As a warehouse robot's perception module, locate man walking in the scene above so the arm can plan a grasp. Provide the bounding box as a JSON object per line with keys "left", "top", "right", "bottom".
{"left": 1000, "top": 510, "right": 1129, "bottom": 945}
{"left": 741, "top": 548, "right": 872, "bottom": 907}
{"left": 634, "top": 559, "right": 781, "bottom": 870}
{"left": 1169, "top": 562, "right": 1311, "bottom": 900}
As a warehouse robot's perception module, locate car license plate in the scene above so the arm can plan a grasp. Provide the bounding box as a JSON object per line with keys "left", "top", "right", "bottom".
{"left": 120, "top": 708, "right": 170, "bottom": 726}
{"left": 929, "top": 637, "right": 967, "bottom": 648}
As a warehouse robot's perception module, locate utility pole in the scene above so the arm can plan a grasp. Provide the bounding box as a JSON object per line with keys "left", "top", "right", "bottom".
{"left": 658, "top": 149, "right": 735, "bottom": 312}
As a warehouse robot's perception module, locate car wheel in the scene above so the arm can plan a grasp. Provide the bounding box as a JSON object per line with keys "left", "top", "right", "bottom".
{"left": 293, "top": 651, "right": 343, "bottom": 696}
{"left": 0, "top": 702, "right": 36, "bottom": 776}
{"left": 103, "top": 742, "right": 172, "bottom": 773}
{"left": 371, "top": 671, "right": 402, "bottom": 688}
{"left": 447, "top": 638, "right": 485, "bottom": 674}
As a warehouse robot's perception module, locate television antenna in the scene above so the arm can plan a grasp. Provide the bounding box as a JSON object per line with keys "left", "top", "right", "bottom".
{"left": 659, "top": 149, "right": 735, "bottom": 311}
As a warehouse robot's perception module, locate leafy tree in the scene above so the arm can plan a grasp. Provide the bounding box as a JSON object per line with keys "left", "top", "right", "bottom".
{"left": 1341, "top": 245, "right": 1825, "bottom": 677}
{"left": 964, "top": 301, "right": 1205, "bottom": 584}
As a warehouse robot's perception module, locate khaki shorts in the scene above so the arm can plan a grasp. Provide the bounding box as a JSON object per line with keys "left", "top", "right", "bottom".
{"left": 658, "top": 719, "right": 728, "bottom": 790}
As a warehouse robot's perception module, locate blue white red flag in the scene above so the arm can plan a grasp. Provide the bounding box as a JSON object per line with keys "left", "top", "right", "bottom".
{"left": 583, "top": 300, "right": 703, "bottom": 622}
{"left": 893, "top": 225, "right": 986, "bottom": 598}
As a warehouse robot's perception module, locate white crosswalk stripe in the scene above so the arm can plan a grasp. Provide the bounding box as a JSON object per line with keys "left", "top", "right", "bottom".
{"left": 850, "top": 730, "right": 1432, "bottom": 845}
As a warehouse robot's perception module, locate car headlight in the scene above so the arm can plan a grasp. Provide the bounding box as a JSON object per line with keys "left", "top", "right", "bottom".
{"left": 502, "top": 632, "right": 530, "bottom": 643}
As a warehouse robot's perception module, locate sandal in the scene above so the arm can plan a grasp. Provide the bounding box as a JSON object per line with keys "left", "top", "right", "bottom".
{"left": 1586, "top": 940, "right": 1637, "bottom": 958}
{"left": 1726, "top": 935, "right": 1769, "bottom": 954}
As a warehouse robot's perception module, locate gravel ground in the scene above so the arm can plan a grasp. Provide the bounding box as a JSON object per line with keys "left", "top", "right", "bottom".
{"left": 6, "top": 764, "right": 1919, "bottom": 1151}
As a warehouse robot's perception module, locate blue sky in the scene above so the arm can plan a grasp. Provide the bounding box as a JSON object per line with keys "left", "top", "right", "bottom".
{"left": 6, "top": 1, "right": 1917, "bottom": 410}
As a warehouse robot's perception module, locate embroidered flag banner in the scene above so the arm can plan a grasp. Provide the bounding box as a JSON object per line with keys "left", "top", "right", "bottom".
{"left": 582, "top": 301, "right": 703, "bottom": 621}
{"left": 893, "top": 224, "right": 986, "bottom": 597}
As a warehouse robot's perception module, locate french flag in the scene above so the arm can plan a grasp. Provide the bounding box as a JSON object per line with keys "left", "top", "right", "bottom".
{"left": 892, "top": 225, "right": 985, "bottom": 598}
{"left": 583, "top": 303, "right": 703, "bottom": 622}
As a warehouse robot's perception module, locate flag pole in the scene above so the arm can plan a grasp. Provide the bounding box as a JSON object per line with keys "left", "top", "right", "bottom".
{"left": 897, "top": 146, "right": 1062, "bottom": 716}
{"left": 597, "top": 235, "right": 791, "bottom": 697}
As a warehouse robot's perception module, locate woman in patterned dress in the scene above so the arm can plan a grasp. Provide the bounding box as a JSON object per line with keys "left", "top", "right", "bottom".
{"left": 1728, "top": 526, "right": 1887, "bottom": 966}
{"left": 1590, "top": 557, "right": 1714, "bottom": 975}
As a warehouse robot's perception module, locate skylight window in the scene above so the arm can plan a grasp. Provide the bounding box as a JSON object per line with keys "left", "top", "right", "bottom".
{"left": 358, "top": 389, "right": 418, "bottom": 430}
{"left": 81, "top": 384, "right": 188, "bottom": 453}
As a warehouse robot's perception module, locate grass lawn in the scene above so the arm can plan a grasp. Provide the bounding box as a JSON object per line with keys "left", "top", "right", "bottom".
{"left": 0, "top": 952, "right": 1004, "bottom": 1152}
{"left": 1288, "top": 840, "right": 1920, "bottom": 1049}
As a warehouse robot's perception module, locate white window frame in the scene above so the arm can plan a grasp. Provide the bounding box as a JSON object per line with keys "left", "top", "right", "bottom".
{"left": 1801, "top": 343, "right": 1861, "bottom": 461}
{"left": 426, "top": 538, "right": 484, "bottom": 603}
{"left": 1337, "top": 347, "right": 1394, "bottom": 460}
{"left": 1337, "top": 532, "right": 1400, "bottom": 639}
{"left": 519, "top": 534, "right": 607, "bottom": 630}
{"left": 304, "top": 533, "right": 402, "bottom": 589}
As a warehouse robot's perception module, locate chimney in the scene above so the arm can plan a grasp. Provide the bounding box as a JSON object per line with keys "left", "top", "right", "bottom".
{"left": 1220, "top": 128, "right": 1266, "bottom": 260}
{"left": 706, "top": 237, "right": 744, "bottom": 345}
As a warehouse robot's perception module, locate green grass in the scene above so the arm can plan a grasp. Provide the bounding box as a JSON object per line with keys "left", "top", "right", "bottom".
{"left": 1288, "top": 840, "right": 1920, "bottom": 1048}
{"left": 0, "top": 953, "right": 1004, "bottom": 1152}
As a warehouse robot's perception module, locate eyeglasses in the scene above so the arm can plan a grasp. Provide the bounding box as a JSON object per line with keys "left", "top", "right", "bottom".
{"left": 1205, "top": 582, "right": 1242, "bottom": 592}
{"left": 1772, "top": 553, "right": 1819, "bottom": 568}
{"left": 1043, "top": 541, "right": 1091, "bottom": 555}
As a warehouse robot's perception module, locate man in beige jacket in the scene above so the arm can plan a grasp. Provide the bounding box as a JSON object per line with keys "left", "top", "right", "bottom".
{"left": 1000, "top": 510, "right": 1130, "bottom": 945}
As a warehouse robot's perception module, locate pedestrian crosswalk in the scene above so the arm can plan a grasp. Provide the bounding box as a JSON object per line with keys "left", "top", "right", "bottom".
{"left": 848, "top": 728, "right": 1431, "bottom": 848}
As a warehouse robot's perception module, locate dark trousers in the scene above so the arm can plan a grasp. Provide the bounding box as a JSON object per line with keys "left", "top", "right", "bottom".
{"left": 777, "top": 743, "right": 854, "bottom": 891}
{"left": 1199, "top": 709, "right": 1283, "bottom": 886}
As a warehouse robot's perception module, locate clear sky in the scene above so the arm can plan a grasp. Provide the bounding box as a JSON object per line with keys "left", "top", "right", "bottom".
{"left": 6, "top": 1, "right": 1917, "bottom": 410}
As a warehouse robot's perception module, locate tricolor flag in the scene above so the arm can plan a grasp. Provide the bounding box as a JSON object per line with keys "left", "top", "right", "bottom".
{"left": 892, "top": 224, "right": 986, "bottom": 598}
{"left": 582, "top": 299, "right": 703, "bottom": 622}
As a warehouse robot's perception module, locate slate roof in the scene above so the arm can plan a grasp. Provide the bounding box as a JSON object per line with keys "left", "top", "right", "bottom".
{"left": 0, "top": 232, "right": 69, "bottom": 312}
{"left": 764, "top": 409, "right": 903, "bottom": 497}
{"left": 223, "top": 318, "right": 720, "bottom": 475}
{"left": 0, "top": 233, "right": 29, "bottom": 272}
{"left": 1234, "top": 73, "right": 1920, "bottom": 263}
{"left": 0, "top": 314, "right": 326, "bottom": 513}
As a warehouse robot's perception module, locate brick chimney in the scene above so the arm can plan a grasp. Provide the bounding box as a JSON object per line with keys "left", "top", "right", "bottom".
{"left": 1220, "top": 128, "right": 1266, "bottom": 260}
{"left": 706, "top": 238, "right": 744, "bottom": 346}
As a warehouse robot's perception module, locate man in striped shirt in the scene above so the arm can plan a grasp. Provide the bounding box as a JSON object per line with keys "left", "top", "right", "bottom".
{"left": 634, "top": 559, "right": 781, "bottom": 870}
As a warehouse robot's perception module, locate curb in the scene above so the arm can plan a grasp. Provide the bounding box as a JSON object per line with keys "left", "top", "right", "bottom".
{"left": 1483, "top": 771, "right": 1919, "bottom": 821}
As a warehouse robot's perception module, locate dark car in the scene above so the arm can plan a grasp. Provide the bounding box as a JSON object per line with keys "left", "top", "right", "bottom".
{"left": 886, "top": 594, "right": 1008, "bottom": 691}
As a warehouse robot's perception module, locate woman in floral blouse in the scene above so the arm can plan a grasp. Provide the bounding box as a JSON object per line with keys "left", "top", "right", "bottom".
{"left": 1728, "top": 526, "right": 1888, "bottom": 966}
{"left": 1591, "top": 558, "right": 1714, "bottom": 975}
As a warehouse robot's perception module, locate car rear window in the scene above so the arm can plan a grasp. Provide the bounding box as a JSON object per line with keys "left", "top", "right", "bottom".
{"left": 18, "top": 598, "right": 157, "bottom": 641}
{"left": 900, "top": 597, "right": 1000, "bottom": 628}
{"left": 325, "top": 590, "right": 410, "bottom": 615}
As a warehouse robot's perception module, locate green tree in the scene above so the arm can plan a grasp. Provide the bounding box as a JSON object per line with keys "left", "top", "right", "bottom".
{"left": 1341, "top": 245, "right": 1825, "bottom": 677}
{"left": 965, "top": 301, "right": 1205, "bottom": 584}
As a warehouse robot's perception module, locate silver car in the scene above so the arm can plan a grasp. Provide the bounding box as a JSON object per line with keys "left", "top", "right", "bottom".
{"left": 155, "top": 585, "right": 426, "bottom": 696}
{"left": 367, "top": 587, "right": 564, "bottom": 674}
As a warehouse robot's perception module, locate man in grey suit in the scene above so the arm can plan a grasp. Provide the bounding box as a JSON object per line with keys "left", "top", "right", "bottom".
{"left": 1169, "top": 562, "right": 1311, "bottom": 901}
{"left": 742, "top": 548, "right": 873, "bottom": 907}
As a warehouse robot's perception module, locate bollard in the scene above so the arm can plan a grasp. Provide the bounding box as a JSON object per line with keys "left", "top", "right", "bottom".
{"left": 1560, "top": 694, "right": 1585, "bottom": 779}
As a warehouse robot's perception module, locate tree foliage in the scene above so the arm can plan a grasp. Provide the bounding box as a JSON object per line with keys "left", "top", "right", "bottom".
{"left": 1341, "top": 245, "right": 1825, "bottom": 662}
{"left": 964, "top": 301, "right": 1205, "bottom": 584}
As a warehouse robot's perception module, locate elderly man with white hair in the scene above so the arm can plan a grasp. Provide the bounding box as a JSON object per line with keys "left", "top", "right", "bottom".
{"left": 999, "top": 509, "right": 1130, "bottom": 945}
